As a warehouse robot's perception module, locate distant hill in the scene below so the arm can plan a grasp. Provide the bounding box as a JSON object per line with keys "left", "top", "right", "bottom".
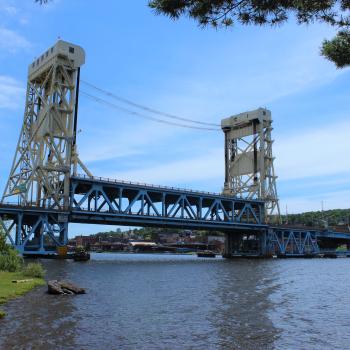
{"left": 78, "top": 209, "right": 350, "bottom": 238}
{"left": 281, "top": 208, "right": 350, "bottom": 227}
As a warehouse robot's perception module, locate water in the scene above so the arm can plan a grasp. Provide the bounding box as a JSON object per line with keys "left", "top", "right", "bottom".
{"left": 1, "top": 253, "right": 350, "bottom": 349}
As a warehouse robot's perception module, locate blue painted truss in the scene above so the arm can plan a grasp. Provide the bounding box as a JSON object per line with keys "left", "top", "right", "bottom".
{"left": 0, "top": 204, "right": 68, "bottom": 255}
{"left": 1, "top": 175, "right": 349, "bottom": 257}
{"left": 266, "top": 228, "right": 319, "bottom": 256}
{"left": 70, "top": 176, "right": 266, "bottom": 230}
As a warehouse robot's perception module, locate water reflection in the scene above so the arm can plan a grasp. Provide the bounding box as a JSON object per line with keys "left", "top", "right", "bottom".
{"left": 212, "top": 259, "right": 280, "bottom": 349}
{"left": 1, "top": 254, "right": 349, "bottom": 349}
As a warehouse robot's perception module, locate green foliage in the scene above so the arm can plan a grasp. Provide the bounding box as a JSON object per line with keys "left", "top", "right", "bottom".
{"left": 0, "top": 310, "right": 6, "bottom": 318}
{"left": 281, "top": 208, "right": 350, "bottom": 227}
{"left": 0, "top": 226, "right": 8, "bottom": 253}
{"left": 149, "top": 1, "right": 350, "bottom": 28}
{"left": 0, "top": 225, "right": 23, "bottom": 272}
{"left": 23, "top": 262, "right": 45, "bottom": 278}
{"left": 0, "top": 248, "right": 23, "bottom": 272}
{"left": 321, "top": 30, "right": 350, "bottom": 68}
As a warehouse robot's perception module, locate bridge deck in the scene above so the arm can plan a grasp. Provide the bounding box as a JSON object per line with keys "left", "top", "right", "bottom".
{"left": 70, "top": 176, "right": 265, "bottom": 230}
{"left": 0, "top": 176, "right": 349, "bottom": 255}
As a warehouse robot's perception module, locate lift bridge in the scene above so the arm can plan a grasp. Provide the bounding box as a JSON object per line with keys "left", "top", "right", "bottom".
{"left": 0, "top": 40, "right": 349, "bottom": 258}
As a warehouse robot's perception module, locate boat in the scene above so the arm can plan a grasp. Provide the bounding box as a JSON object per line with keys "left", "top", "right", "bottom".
{"left": 73, "top": 247, "right": 90, "bottom": 261}
{"left": 197, "top": 250, "right": 216, "bottom": 258}
{"left": 73, "top": 251, "right": 90, "bottom": 261}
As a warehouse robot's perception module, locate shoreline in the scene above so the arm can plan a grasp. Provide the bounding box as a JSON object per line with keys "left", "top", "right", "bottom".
{"left": 0, "top": 271, "right": 45, "bottom": 318}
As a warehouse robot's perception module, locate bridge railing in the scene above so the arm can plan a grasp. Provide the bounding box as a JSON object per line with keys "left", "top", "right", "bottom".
{"left": 73, "top": 174, "right": 262, "bottom": 201}
{"left": 70, "top": 175, "right": 266, "bottom": 227}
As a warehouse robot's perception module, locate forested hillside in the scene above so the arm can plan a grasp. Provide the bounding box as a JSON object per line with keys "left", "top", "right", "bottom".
{"left": 281, "top": 209, "right": 350, "bottom": 227}
{"left": 84, "top": 209, "right": 350, "bottom": 238}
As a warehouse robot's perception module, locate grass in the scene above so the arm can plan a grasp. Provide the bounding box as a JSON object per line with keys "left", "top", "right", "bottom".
{"left": 0, "top": 271, "right": 45, "bottom": 317}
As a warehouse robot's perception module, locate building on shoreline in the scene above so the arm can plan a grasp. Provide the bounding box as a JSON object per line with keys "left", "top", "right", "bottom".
{"left": 69, "top": 230, "right": 225, "bottom": 253}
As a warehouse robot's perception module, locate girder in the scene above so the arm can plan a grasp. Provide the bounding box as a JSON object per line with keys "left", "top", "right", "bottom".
{"left": 70, "top": 176, "right": 266, "bottom": 230}
{"left": 1, "top": 179, "right": 349, "bottom": 255}
{"left": 267, "top": 228, "right": 319, "bottom": 256}
{"left": 0, "top": 204, "right": 68, "bottom": 254}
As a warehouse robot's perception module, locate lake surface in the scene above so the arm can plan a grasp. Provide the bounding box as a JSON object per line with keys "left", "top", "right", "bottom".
{"left": 1, "top": 253, "right": 349, "bottom": 349}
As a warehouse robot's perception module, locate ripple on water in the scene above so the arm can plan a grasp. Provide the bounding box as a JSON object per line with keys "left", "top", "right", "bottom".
{"left": 0, "top": 254, "right": 350, "bottom": 349}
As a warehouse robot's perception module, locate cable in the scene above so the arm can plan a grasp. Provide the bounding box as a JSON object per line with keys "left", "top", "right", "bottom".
{"left": 81, "top": 80, "right": 220, "bottom": 127}
{"left": 80, "top": 91, "right": 220, "bottom": 131}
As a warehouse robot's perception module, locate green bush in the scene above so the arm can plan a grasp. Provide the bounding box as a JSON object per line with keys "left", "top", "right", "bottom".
{"left": 0, "top": 228, "right": 9, "bottom": 253}
{"left": 23, "top": 262, "right": 45, "bottom": 278}
{"left": 0, "top": 310, "right": 6, "bottom": 319}
{"left": 0, "top": 248, "right": 23, "bottom": 272}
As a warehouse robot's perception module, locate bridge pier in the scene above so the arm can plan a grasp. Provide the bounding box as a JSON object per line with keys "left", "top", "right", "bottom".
{"left": 223, "top": 230, "right": 268, "bottom": 258}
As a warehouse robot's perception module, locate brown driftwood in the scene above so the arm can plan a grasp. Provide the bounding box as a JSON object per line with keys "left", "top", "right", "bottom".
{"left": 12, "top": 279, "right": 34, "bottom": 283}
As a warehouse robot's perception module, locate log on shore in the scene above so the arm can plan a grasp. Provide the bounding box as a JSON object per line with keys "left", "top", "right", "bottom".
{"left": 47, "top": 280, "right": 86, "bottom": 295}
{"left": 12, "top": 279, "right": 34, "bottom": 283}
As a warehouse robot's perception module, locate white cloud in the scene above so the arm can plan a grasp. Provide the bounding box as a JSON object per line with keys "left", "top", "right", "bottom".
{"left": 102, "top": 119, "right": 350, "bottom": 190}
{"left": 143, "top": 25, "right": 347, "bottom": 120}
{"left": 107, "top": 148, "right": 223, "bottom": 186}
{"left": 275, "top": 120, "right": 350, "bottom": 181}
{"left": 79, "top": 118, "right": 186, "bottom": 164}
{"left": 279, "top": 175, "right": 350, "bottom": 191}
{"left": 280, "top": 189, "right": 350, "bottom": 214}
{"left": 0, "top": 75, "right": 25, "bottom": 109}
{"left": 0, "top": 27, "right": 30, "bottom": 52}
{"left": 3, "top": 5, "right": 17, "bottom": 16}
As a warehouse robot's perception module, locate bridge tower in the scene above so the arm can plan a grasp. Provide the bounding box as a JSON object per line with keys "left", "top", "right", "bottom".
{"left": 2, "top": 40, "right": 91, "bottom": 209}
{"left": 1, "top": 40, "right": 91, "bottom": 254}
{"left": 221, "top": 108, "right": 280, "bottom": 223}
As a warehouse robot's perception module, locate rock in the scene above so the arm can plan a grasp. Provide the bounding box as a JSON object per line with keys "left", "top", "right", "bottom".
{"left": 47, "top": 280, "right": 86, "bottom": 295}
{"left": 47, "top": 280, "right": 65, "bottom": 295}
{"left": 61, "top": 288, "right": 75, "bottom": 295}
{"left": 60, "top": 281, "right": 86, "bottom": 294}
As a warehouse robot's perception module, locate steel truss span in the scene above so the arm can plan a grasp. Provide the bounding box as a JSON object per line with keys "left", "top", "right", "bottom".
{"left": 0, "top": 205, "right": 68, "bottom": 255}
{"left": 267, "top": 228, "right": 319, "bottom": 256}
{"left": 70, "top": 176, "right": 266, "bottom": 230}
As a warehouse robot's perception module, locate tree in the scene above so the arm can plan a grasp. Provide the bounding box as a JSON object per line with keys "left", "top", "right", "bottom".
{"left": 149, "top": 0, "right": 350, "bottom": 68}
{"left": 0, "top": 226, "right": 7, "bottom": 253}
{"left": 321, "top": 30, "right": 350, "bottom": 68}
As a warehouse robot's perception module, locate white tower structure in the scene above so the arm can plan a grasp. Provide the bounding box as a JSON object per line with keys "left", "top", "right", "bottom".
{"left": 221, "top": 108, "right": 280, "bottom": 222}
{"left": 2, "top": 40, "right": 91, "bottom": 210}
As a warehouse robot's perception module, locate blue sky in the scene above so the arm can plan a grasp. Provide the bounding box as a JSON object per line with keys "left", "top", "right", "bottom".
{"left": 0, "top": 0, "right": 349, "bottom": 236}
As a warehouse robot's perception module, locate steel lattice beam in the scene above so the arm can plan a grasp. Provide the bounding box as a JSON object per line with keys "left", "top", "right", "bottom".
{"left": 70, "top": 176, "right": 266, "bottom": 230}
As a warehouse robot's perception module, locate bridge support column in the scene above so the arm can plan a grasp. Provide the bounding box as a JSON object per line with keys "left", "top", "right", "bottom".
{"left": 259, "top": 230, "right": 269, "bottom": 256}
{"left": 223, "top": 231, "right": 269, "bottom": 258}
{"left": 223, "top": 232, "right": 243, "bottom": 258}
